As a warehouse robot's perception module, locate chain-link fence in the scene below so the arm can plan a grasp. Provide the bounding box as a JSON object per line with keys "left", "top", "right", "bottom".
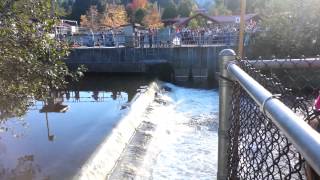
{"left": 219, "top": 50, "right": 320, "bottom": 180}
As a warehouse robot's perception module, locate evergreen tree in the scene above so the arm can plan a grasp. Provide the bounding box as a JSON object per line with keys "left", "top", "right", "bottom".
{"left": 162, "top": 6, "right": 178, "bottom": 19}
{"left": 246, "top": 0, "right": 270, "bottom": 13}
{"left": 250, "top": 0, "right": 320, "bottom": 58}
{"left": 177, "top": 0, "right": 195, "bottom": 17}
{"left": 161, "top": 0, "right": 178, "bottom": 19}
{"left": 135, "top": 8, "right": 146, "bottom": 24}
{"left": 69, "top": 0, "right": 95, "bottom": 21}
{"left": 69, "top": 0, "right": 113, "bottom": 21}
{"left": 224, "top": 0, "right": 240, "bottom": 13}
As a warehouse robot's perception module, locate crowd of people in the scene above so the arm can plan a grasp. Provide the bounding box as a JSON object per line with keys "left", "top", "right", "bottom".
{"left": 174, "top": 21, "right": 258, "bottom": 46}
{"left": 64, "top": 20, "right": 259, "bottom": 48}
{"left": 132, "top": 21, "right": 259, "bottom": 47}
{"left": 134, "top": 29, "right": 167, "bottom": 48}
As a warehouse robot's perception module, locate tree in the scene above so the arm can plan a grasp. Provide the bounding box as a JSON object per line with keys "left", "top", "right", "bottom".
{"left": 68, "top": 0, "right": 115, "bottom": 21}
{"left": 187, "top": 12, "right": 206, "bottom": 29}
{"left": 143, "top": 3, "right": 163, "bottom": 28}
{"left": 250, "top": 0, "right": 320, "bottom": 58}
{"left": 135, "top": 8, "right": 146, "bottom": 24}
{"left": 209, "top": 0, "right": 231, "bottom": 15}
{"left": 131, "top": 0, "right": 148, "bottom": 10}
{"left": 80, "top": 5, "right": 100, "bottom": 30}
{"left": 161, "top": 1, "right": 178, "bottom": 19}
{"left": 177, "top": 0, "right": 194, "bottom": 17}
{"left": 156, "top": 0, "right": 176, "bottom": 9}
{"left": 224, "top": 0, "right": 240, "bottom": 14}
{"left": 188, "top": 18, "right": 199, "bottom": 29}
{"left": 57, "top": 0, "right": 74, "bottom": 17}
{"left": 126, "top": 0, "right": 147, "bottom": 24}
{"left": 100, "top": 4, "right": 128, "bottom": 28}
{"left": 126, "top": 4, "right": 135, "bottom": 23}
{"left": 80, "top": 15, "right": 89, "bottom": 26}
{"left": 0, "top": 0, "right": 84, "bottom": 118}
{"left": 69, "top": 0, "right": 95, "bottom": 22}
{"left": 246, "top": 0, "right": 271, "bottom": 13}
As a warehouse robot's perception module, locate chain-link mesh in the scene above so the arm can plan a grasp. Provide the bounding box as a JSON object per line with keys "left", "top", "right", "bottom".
{"left": 227, "top": 58, "right": 320, "bottom": 179}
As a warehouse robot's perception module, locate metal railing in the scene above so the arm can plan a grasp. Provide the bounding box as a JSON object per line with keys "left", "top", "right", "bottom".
{"left": 218, "top": 49, "right": 320, "bottom": 180}
{"left": 58, "top": 33, "right": 241, "bottom": 48}
{"left": 177, "top": 33, "right": 239, "bottom": 46}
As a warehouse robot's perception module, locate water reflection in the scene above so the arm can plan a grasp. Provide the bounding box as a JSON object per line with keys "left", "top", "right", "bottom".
{"left": 40, "top": 90, "right": 129, "bottom": 104}
{"left": 0, "top": 76, "right": 150, "bottom": 122}
{"left": 44, "top": 113, "right": 55, "bottom": 142}
{"left": 0, "top": 155, "right": 43, "bottom": 180}
{"left": 40, "top": 92, "right": 68, "bottom": 113}
{"left": 38, "top": 89, "right": 131, "bottom": 143}
{"left": 0, "top": 75, "right": 152, "bottom": 180}
{"left": 0, "top": 96, "right": 30, "bottom": 122}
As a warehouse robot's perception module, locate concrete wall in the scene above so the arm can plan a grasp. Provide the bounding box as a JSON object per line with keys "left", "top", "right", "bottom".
{"left": 65, "top": 46, "right": 229, "bottom": 81}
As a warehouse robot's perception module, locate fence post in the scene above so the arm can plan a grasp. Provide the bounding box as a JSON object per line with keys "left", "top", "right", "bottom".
{"left": 217, "top": 49, "right": 236, "bottom": 180}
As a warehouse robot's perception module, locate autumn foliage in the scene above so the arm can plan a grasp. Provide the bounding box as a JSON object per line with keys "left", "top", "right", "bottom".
{"left": 80, "top": 4, "right": 128, "bottom": 30}
{"left": 100, "top": 4, "right": 128, "bottom": 28}
{"left": 131, "top": 0, "right": 147, "bottom": 11}
{"left": 143, "top": 4, "right": 163, "bottom": 28}
{"left": 80, "top": 5, "right": 100, "bottom": 30}
{"left": 80, "top": 1, "right": 164, "bottom": 30}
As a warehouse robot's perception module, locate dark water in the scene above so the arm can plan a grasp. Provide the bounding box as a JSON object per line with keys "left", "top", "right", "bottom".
{"left": 0, "top": 76, "right": 152, "bottom": 180}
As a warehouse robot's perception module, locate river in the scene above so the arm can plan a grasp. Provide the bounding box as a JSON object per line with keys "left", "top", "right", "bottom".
{"left": 0, "top": 75, "right": 219, "bottom": 180}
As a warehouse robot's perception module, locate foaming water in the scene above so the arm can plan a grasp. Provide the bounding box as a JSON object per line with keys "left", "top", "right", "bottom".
{"left": 109, "top": 83, "right": 219, "bottom": 180}
{"left": 74, "top": 82, "right": 160, "bottom": 180}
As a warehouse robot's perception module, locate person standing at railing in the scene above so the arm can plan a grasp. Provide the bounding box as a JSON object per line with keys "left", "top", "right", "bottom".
{"left": 148, "top": 29, "right": 153, "bottom": 48}
{"left": 314, "top": 92, "right": 320, "bottom": 112}
{"left": 305, "top": 92, "right": 320, "bottom": 180}
{"left": 200, "top": 29, "right": 205, "bottom": 45}
{"left": 154, "top": 29, "right": 158, "bottom": 48}
{"left": 306, "top": 92, "right": 320, "bottom": 180}
{"left": 134, "top": 30, "right": 138, "bottom": 48}
{"left": 309, "top": 91, "right": 320, "bottom": 132}
{"left": 139, "top": 31, "right": 144, "bottom": 48}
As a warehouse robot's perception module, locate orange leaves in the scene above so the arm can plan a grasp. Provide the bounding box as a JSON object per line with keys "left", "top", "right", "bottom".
{"left": 100, "top": 4, "right": 128, "bottom": 28}
{"left": 143, "top": 4, "right": 163, "bottom": 29}
{"left": 79, "top": 6, "right": 100, "bottom": 30}
{"left": 131, "top": 0, "right": 147, "bottom": 11}
{"left": 80, "top": 4, "right": 128, "bottom": 29}
{"left": 80, "top": 15, "right": 89, "bottom": 27}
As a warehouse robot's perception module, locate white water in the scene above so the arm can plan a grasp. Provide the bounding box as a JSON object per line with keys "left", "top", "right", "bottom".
{"left": 74, "top": 82, "right": 160, "bottom": 180}
{"left": 109, "top": 83, "right": 219, "bottom": 180}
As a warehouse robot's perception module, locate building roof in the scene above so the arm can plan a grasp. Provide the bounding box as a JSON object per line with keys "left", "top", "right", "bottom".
{"left": 162, "top": 13, "right": 259, "bottom": 27}
{"left": 172, "top": 13, "right": 216, "bottom": 27}
{"left": 210, "top": 13, "right": 258, "bottom": 24}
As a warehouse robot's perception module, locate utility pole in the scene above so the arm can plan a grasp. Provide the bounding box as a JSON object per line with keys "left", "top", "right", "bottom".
{"left": 238, "top": 0, "right": 246, "bottom": 58}
{"left": 51, "top": 0, "right": 55, "bottom": 18}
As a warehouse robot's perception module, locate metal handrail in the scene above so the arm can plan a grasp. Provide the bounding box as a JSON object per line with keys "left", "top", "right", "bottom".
{"left": 60, "top": 33, "right": 241, "bottom": 48}
{"left": 227, "top": 62, "right": 320, "bottom": 175}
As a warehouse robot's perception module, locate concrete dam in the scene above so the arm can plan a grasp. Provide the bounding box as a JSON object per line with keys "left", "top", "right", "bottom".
{"left": 65, "top": 46, "right": 229, "bottom": 81}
